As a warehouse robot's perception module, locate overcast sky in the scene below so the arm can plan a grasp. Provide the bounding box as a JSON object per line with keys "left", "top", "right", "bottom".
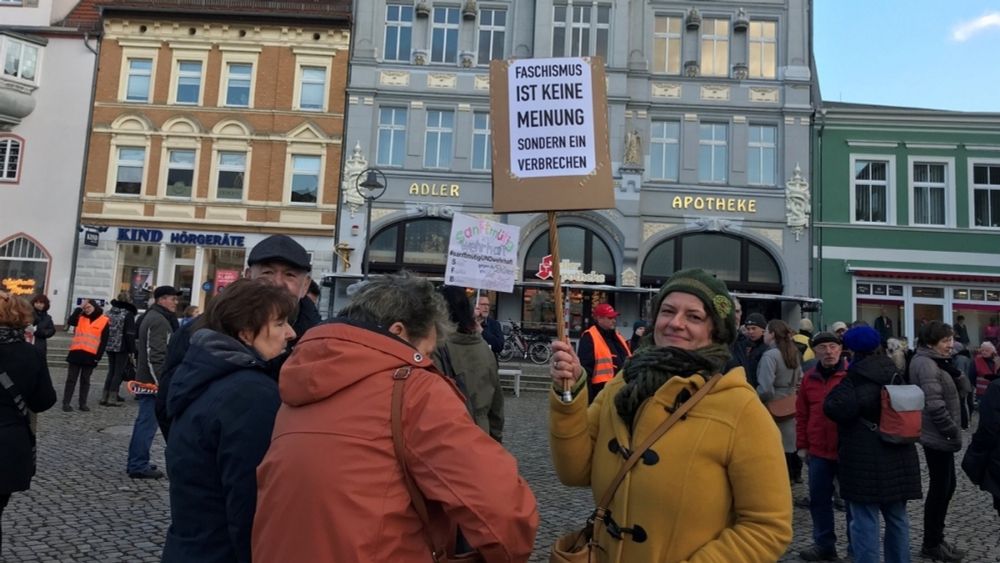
{"left": 814, "top": 0, "right": 1000, "bottom": 112}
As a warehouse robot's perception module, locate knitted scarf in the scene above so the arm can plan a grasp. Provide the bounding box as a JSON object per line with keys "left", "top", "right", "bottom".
{"left": 0, "top": 326, "right": 25, "bottom": 344}
{"left": 614, "top": 343, "right": 732, "bottom": 432}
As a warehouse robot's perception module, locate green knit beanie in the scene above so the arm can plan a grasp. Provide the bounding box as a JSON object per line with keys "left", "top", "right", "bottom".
{"left": 653, "top": 268, "right": 736, "bottom": 345}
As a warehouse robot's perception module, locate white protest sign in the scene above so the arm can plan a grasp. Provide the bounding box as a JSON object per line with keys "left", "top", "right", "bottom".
{"left": 507, "top": 57, "right": 596, "bottom": 179}
{"left": 445, "top": 213, "right": 520, "bottom": 293}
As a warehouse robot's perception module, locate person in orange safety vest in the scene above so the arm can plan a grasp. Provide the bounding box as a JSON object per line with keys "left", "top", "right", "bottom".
{"left": 577, "top": 303, "right": 631, "bottom": 404}
{"left": 64, "top": 299, "right": 110, "bottom": 412}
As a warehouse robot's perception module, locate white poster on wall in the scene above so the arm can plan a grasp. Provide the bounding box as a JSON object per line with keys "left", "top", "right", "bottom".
{"left": 506, "top": 57, "right": 596, "bottom": 179}
{"left": 445, "top": 213, "right": 520, "bottom": 293}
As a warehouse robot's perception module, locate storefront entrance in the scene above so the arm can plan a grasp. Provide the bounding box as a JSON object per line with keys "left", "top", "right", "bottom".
{"left": 0, "top": 234, "right": 50, "bottom": 297}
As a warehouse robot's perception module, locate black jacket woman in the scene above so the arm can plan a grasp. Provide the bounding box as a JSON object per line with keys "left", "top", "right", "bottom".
{"left": 824, "top": 326, "right": 921, "bottom": 563}
{"left": 100, "top": 294, "right": 137, "bottom": 406}
{"left": 0, "top": 292, "right": 57, "bottom": 552}
{"left": 28, "top": 294, "right": 56, "bottom": 358}
{"left": 162, "top": 278, "right": 297, "bottom": 563}
{"left": 962, "top": 377, "right": 1000, "bottom": 518}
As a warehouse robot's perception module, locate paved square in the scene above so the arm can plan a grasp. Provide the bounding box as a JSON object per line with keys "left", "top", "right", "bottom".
{"left": 3, "top": 365, "right": 998, "bottom": 562}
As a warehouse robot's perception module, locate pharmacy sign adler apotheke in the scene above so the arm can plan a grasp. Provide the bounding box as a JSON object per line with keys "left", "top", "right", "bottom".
{"left": 490, "top": 56, "right": 614, "bottom": 213}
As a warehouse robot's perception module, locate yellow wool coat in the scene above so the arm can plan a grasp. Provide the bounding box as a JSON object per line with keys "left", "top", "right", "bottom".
{"left": 550, "top": 367, "right": 792, "bottom": 563}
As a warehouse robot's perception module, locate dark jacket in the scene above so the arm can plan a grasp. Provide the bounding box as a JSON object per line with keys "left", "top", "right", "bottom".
{"left": 137, "top": 304, "right": 178, "bottom": 384}
{"left": 796, "top": 360, "right": 847, "bottom": 461}
{"left": 962, "top": 378, "right": 1000, "bottom": 500}
{"left": 823, "top": 353, "right": 922, "bottom": 504}
{"left": 66, "top": 306, "right": 109, "bottom": 367}
{"left": 105, "top": 299, "right": 138, "bottom": 356}
{"left": 0, "top": 336, "right": 57, "bottom": 494}
{"left": 162, "top": 329, "right": 281, "bottom": 563}
{"left": 30, "top": 309, "right": 56, "bottom": 356}
{"left": 910, "top": 347, "right": 963, "bottom": 452}
{"left": 435, "top": 331, "right": 504, "bottom": 442}
{"left": 291, "top": 296, "right": 321, "bottom": 345}
{"left": 481, "top": 316, "right": 504, "bottom": 358}
{"left": 743, "top": 337, "right": 768, "bottom": 388}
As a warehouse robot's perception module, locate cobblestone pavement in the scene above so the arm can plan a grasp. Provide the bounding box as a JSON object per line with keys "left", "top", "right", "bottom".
{"left": 4, "top": 366, "right": 999, "bottom": 562}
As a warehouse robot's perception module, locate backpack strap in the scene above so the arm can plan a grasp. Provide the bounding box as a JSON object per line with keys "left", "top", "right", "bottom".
{"left": 0, "top": 370, "right": 29, "bottom": 419}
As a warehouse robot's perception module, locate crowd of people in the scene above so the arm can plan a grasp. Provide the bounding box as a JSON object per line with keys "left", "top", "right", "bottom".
{"left": 2, "top": 251, "right": 1000, "bottom": 561}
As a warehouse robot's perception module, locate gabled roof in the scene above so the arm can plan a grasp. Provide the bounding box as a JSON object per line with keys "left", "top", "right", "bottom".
{"left": 59, "top": 0, "right": 102, "bottom": 31}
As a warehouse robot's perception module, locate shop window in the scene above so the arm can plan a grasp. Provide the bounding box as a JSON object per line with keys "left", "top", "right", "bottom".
{"left": 203, "top": 248, "right": 246, "bottom": 310}
{"left": 856, "top": 301, "right": 904, "bottom": 341}
{"left": 383, "top": 4, "right": 413, "bottom": 62}
{"left": 0, "top": 235, "right": 49, "bottom": 296}
{"left": 118, "top": 244, "right": 159, "bottom": 306}
{"left": 0, "top": 136, "right": 22, "bottom": 182}
{"left": 641, "top": 232, "right": 781, "bottom": 293}
{"left": 700, "top": 18, "right": 730, "bottom": 77}
{"left": 368, "top": 218, "right": 451, "bottom": 274}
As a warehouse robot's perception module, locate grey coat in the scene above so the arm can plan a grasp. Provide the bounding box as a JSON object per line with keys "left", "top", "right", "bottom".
{"left": 757, "top": 346, "right": 800, "bottom": 452}
{"left": 435, "top": 332, "right": 504, "bottom": 442}
{"left": 910, "top": 347, "right": 962, "bottom": 453}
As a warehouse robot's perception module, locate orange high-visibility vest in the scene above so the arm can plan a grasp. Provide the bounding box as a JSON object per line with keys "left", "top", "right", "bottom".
{"left": 585, "top": 325, "right": 632, "bottom": 385}
{"left": 70, "top": 315, "right": 109, "bottom": 356}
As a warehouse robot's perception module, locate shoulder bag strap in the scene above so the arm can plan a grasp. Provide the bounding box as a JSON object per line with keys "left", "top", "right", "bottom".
{"left": 391, "top": 366, "right": 447, "bottom": 562}
{"left": 594, "top": 372, "right": 723, "bottom": 512}
{"left": 0, "top": 370, "right": 29, "bottom": 418}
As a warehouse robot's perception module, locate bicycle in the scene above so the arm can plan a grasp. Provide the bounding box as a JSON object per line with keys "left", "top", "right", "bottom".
{"left": 499, "top": 321, "right": 553, "bottom": 365}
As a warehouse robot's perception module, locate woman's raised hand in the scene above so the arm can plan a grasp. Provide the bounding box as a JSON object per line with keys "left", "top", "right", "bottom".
{"left": 550, "top": 340, "right": 583, "bottom": 388}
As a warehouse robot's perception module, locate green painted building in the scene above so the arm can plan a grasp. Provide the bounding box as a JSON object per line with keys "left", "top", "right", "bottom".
{"left": 813, "top": 102, "right": 1000, "bottom": 345}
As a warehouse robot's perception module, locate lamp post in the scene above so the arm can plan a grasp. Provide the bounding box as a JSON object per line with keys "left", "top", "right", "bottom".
{"left": 356, "top": 167, "right": 387, "bottom": 280}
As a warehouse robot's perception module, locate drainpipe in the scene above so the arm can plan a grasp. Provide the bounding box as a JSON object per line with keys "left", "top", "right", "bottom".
{"left": 815, "top": 107, "right": 826, "bottom": 328}
{"left": 67, "top": 15, "right": 102, "bottom": 322}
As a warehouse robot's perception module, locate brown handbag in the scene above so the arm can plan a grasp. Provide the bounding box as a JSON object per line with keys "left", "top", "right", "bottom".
{"left": 766, "top": 368, "right": 801, "bottom": 422}
{"left": 391, "top": 367, "right": 485, "bottom": 563}
{"left": 549, "top": 373, "right": 724, "bottom": 563}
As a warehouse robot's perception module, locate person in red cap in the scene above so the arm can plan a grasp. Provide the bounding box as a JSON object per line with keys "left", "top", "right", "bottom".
{"left": 577, "top": 303, "right": 631, "bottom": 403}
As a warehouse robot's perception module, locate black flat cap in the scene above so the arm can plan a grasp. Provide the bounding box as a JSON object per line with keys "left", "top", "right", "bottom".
{"left": 744, "top": 313, "right": 767, "bottom": 329}
{"left": 247, "top": 235, "right": 311, "bottom": 272}
{"left": 153, "top": 286, "right": 182, "bottom": 300}
{"left": 810, "top": 331, "right": 841, "bottom": 348}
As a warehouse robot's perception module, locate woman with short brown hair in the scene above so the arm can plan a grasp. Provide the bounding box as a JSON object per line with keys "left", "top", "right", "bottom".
{"left": 0, "top": 291, "right": 57, "bottom": 553}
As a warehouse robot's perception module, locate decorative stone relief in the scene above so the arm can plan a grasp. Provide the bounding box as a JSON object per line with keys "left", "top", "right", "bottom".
{"left": 415, "top": 203, "right": 455, "bottom": 218}
{"left": 642, "top": 222, "right": 671, "bottom": 242}
{"left": 379, "top": 71, "right": 410, "bottom": 87}
{"left": 691, "top": 217, "right": 733, "bottom": 232}
{"left": 621, "top": 268, "right": 638, "bottom": 288}
{"left": 623, "top": 130, "right": 642, "bottom": 166}
{"left": 427, "top": 73, "right": 457, "bottom": 89}
{"left": 413, "top": 49, "right": 428, "bottom": 65}
{"left": 474, "top": 74, "right": 490, "bottom": 90}
{"left": 785, "top": 163, "right": 810, "bottom": 241}
{"left": 700, "top": 85, "right": 730, "bottom": 101}
{"left": 651, "top": 82, "right": 681, "bottom": 98}
{"left": 749, "top": 87, "right": 779, "bottom": 103}
{"left": 341, "top": 142, "right": 367, "bottom": 218}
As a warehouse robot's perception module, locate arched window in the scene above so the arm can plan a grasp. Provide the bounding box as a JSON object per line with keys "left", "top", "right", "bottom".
{"left": 368, "top": 218, "right": 451, "bottom": 274}
{"left": 641, "top": 232, "right": 781, "bottom": 293}
{"left": 0, "top": 235, "right": 50, "bottom": 296}
{"left": 0, "top": 136, "right": 24, "bottom": 182}
{"left": 521, "top": 226, "right": 616, "bottom": 336}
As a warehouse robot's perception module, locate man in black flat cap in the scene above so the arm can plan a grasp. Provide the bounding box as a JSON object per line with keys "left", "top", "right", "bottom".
{"left": 154, "top": 235, "right": 321, "bottom": 438}
{"left": 127, "top": 285, "right": 181, "bottom": 479}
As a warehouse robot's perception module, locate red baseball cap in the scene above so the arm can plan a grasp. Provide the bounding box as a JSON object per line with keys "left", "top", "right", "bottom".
{"left": 593, "top": 303, "right": 619, "bottom": 318}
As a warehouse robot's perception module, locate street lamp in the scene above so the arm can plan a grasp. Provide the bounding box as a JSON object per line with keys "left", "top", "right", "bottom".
{"left": 356, "top": 167, "right": 387, "bottom": 280}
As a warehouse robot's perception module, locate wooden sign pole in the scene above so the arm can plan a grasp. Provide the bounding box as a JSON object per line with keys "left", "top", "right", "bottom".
{"left": 548, "top": 211, "right": 573, "bottom": 401}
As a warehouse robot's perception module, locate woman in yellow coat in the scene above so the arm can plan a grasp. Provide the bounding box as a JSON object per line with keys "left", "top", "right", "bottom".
{"left": 549, "top": 268, "right": 792, "bottom": 562}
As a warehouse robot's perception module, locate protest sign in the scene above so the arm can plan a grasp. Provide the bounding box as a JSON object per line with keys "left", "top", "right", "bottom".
{"left": 445, "top": 213, "right": 520, "bottom": 293}
{"left": 490, "top": 56, "right": 614, "bottom": 213}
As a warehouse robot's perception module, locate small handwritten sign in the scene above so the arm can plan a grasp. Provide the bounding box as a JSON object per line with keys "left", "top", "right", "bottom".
{"left": 445, "top": 213, "right": 520, "bottom": 293}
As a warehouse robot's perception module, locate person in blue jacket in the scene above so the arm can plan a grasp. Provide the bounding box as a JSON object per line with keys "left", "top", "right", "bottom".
{"left": 161, "top": 278, "right": 297, "bottom": 563}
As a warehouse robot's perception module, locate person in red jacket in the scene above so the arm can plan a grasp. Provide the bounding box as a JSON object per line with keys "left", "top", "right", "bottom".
{"left": 796, "top": 331, "right": 850, "bottom": 561}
